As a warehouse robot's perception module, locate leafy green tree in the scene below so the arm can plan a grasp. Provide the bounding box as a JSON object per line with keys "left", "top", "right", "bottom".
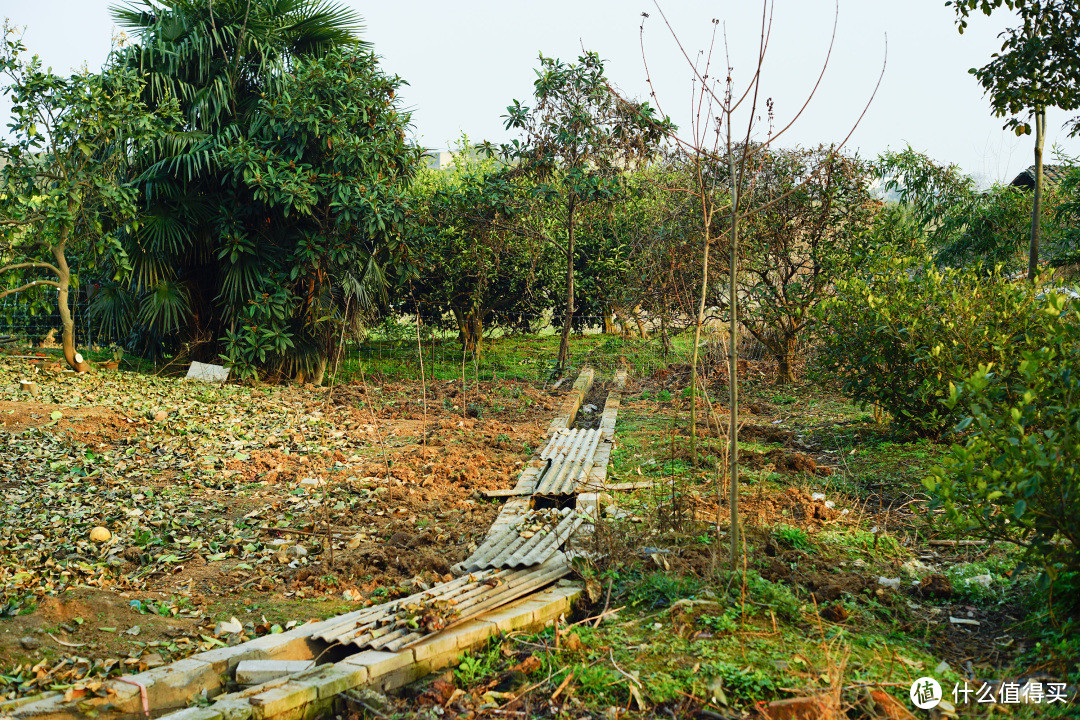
{"left": 110, "top": 0, "right": 415, "bottom": 379}
{"left": 949, "top": 0, "right": 1080, "bottom": 280}
{"left": 736, "top": 145, "right": 878, "bottom": 384}
{"left": 502, "top": 52, "right": 672, "bottom": 374}
{"left": 815, "top": 242, "right": 1048, "bottom": 435}
{"left": 405, "top": 144, "right": 556, "bottom": 355}
{"left": 929, "top": 292, "right": 1080, "bottom": 584}
{"left": 0, "top": 25, "right": 179, "bottom": 371}
{"left": 557, "top": 164, "right": 676, "bottom": 338}
{"left": 877, "top": 146, "right": 1061, "bottom": 272}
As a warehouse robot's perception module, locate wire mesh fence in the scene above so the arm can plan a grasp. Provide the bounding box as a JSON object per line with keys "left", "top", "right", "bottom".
{"left": 0, "top": 290, "right": 112, "bottom": 349}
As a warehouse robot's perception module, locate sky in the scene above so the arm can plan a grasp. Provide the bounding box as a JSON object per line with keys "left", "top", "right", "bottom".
{"left": 3, "top": 0, "right": 1079, "bottom": 185}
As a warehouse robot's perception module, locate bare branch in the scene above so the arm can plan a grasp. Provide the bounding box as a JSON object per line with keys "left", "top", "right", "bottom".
{"left": 0, "top": 279, "right": 62, "bottom": 297}
{"left": 0, "top": 261, "right": 61, "bottom": 276}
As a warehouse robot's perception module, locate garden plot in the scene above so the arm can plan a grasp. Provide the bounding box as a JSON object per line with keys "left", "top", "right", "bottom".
{"left": 0, "top": 356, "right": 558, "bottom": 697}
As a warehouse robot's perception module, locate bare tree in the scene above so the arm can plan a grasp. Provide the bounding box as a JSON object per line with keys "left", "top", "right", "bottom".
{"left": 635, "top": 0, "right": 883, "bottom": 567}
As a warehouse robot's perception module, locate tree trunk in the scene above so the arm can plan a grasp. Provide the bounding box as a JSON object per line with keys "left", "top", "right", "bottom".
{"left": 775, "top": 334, "right": 798, "bottom": 385}
{"left": 311, "top": 355, "right": 329, "bottom": 386}
{"left": 727, "top": 151, "right": 740, "bottom": 570}
{"left": 603, "top": 310, "right": 617, "bottom": 335}
{"left": 690, "top": 226, "right": 710, "bottom": 467}
{"left": 1028, "top": 108, "right": 1046, "bottom": 282}
{"left": 52, "top": 238, "right": 90, "bottom": 373}
{"left": 556, "top": 197, "right": 576, "bottom": 375}
{"left": 453, "top": 307, "right": 482, "bottom": 359}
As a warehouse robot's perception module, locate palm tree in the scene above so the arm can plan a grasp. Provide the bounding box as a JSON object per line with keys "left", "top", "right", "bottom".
{"left": 106, "top": 0, "right": 370, "bottom": 372}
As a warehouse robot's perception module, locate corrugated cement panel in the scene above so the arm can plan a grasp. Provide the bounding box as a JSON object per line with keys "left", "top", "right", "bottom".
{"left": 453, "top": 508, "right": 583, "bottom": 573}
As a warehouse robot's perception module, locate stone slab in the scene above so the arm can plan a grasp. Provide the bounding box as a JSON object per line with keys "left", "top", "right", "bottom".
{"left": 186, "top": 361, "right": 230, "bottom": 382}
{"left": 248, "top": 683, "right": 317, "bottom": 720}
{"left": 236, "top": 661, "right": 315, "bottom": 686}
{"left": 291, "top": 663, "right": 367, "bottom": 700}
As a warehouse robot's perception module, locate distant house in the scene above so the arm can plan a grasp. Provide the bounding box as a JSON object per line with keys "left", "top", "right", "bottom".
{"left": 1009, "top": 164, "right": 1071, "bottom": 190}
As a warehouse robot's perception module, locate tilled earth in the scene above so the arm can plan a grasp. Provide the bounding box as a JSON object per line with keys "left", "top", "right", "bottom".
{"left": 0, "top": 354, "right": 559, "bottom": 698}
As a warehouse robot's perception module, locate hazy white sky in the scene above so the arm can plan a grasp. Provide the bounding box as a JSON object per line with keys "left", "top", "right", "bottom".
{"left": 3, "top": 0, "right": 1079, "bottom": 184}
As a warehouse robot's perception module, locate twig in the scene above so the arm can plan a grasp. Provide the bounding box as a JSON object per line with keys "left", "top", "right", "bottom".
{"left": 609, "top": 648, "right": 641, "bottom": 687}
{"left": 594, "top": 579, "right": 614, "bottom": 628}
{"left": 342, "top": 690, "right": 390, "bottom": 720}
{"left": 568, "top": 605, "right": 624, "bottom": 629}
{"left": 550, "top": 671, "right": 575, "bottom": 701}
{"left": 928, "top": 539, "right": 987, "bottom": 547}
{"left": 259, "top": 525, "right": 350, "bottom": 539}
{"left": 46, "top": 632, "right": 86, "bottom": 648}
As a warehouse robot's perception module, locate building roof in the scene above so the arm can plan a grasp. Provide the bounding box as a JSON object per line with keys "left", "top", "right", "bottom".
{"left": 1009, "top": 164, "right": 1072, "bottom": 189}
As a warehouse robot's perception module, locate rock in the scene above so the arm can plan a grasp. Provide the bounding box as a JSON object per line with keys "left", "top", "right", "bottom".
{"left": 185, "top": 361, "right": 230, "bottom": 382}
{"left": 153, "top": 410, "right": 168, "bottom": 422}
{"left": 214, "top": 617, "right": 244, "bottom": 635}
{"left": 19, "top": 636, "right": 40, "bottom": 651}
{"left": 877, "top": 577, "right": 901, "bottom": 590}
{"left": 348, "top": 688, "right": 391, "bottom": 716}
{"left": 141, "top": 653, "right": 165, "bottom": 668}
{"left": 90, "top": 526, "right": 112, "bottom": 543}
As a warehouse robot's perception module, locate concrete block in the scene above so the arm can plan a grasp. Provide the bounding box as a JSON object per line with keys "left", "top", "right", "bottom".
{"left": 409, "top": 629, "right": 458, "bottom": 664}
{"left": 450, "top": 619, "right": 495, "bottom": 650}
{"left": 479, "top": 598, "right": 537, "bottom": 633}
{"left": 186, "top": 361, "right": 230, "bottom": 382}
{"left": 10, "top": 693, "right": 71, "bottom": 720}
{"left": 198, "top": 644, "right": 270, "bottom": 675}
{"left": 577, "top": 493, "right": 600, "bottom": 520}
{"left": 373, "top": 659, "right": 430, "bottom": 692}
{"left": 157, "top": 658, "right": 221, "bottom": 695}
{"left": 291, "top": 663, "right": 367, "bottom": 699}
{"left": 236, "top": 661, "right": 315, "bottom": 686}
{"left": 531, "top": 585, "right": 582, "bottom": 625}
{"left": 339, "top": 650, "right": 411, "bottom": 680}
{"left": 248, "top": 683, "right": 317, "bottom": 720}
{"left": 158, "top": 707, "right": 224, "bottom": 720}
{"left": 214, "top": 698, "right": 256, "bottom": 720}
{"left": 340, "top": 649, "right": 425, "bottom": 692}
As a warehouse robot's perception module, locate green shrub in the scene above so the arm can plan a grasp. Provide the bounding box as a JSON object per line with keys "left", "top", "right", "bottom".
{"left": 815, "top": 246, "right": 1046, "bottom": 435}
{"left": 927, "top": 294, "right": 1080, "bottom": 582}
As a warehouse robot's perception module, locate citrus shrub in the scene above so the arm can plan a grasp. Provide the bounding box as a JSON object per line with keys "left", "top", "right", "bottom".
{"left": 927, "top": 293, "right": 1080, "bottom": 580}
{"left": 814, "top": 246, "right": 1046, "bottom": 435}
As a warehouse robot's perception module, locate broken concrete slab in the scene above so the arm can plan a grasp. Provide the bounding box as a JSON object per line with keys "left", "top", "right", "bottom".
{"left": 186, "top": 361, "right": 230, "bottom": 382}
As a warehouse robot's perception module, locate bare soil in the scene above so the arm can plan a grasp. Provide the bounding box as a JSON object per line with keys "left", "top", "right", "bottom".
{"left": 0, "top": 356, "right": 563, "bottom": 687}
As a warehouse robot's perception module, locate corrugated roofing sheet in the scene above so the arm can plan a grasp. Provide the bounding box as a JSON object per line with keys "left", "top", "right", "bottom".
{"left": 453, "top": 507, "right": 583, "bottom": 574}
{"left": 535, "top": 429, "right": 602, "bottom": 496}
{"left": 314, "top": 558, "right": 570, "bottom": 652}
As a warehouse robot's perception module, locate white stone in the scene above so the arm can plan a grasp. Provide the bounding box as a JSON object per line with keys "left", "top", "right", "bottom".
{"left": 215, "top": 617, "right": 244, "bottom": 635}
{"left": 186, "top": 361, "right": 230, "bottom": 382}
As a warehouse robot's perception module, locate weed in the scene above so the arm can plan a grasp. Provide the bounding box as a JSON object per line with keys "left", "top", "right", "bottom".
{"left": 622, "top": 571, "right": 703, "bottom": 609}
{"left": 774, "top": 525, "right": 812, "bottom": 551}
{"left": 698, "top": 609, "right": 740, "bottom": 634}
{"left": 701, "top": 659, "right": 778, "bottom": 702}
{"left": 454, "top": 643, "right": 501, "bottom": 685}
